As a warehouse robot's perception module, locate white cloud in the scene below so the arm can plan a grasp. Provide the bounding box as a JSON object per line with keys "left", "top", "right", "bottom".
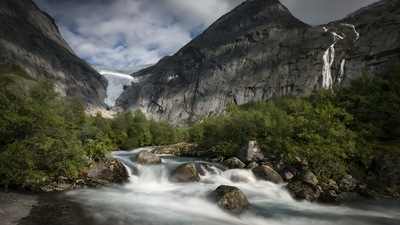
{"left": 33, "top": 0, "right": 379, "bottom": 68}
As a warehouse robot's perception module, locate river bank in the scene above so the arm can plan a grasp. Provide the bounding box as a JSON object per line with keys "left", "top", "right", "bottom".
{"left": 0, "top": 190, "right": 94, "bottom": 225}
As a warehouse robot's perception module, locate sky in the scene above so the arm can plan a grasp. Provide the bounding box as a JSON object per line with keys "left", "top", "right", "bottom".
{"left": 33, "top": 0, "right": 380, "bottom": 69}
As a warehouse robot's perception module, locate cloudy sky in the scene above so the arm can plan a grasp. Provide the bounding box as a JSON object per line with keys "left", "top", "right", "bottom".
{"left": 33, "top": 0, "right": 380, "bottom": 69}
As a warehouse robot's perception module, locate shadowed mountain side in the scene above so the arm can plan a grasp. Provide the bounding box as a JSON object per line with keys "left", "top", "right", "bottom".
{"left": 116, "top": 0, "right": 400, "bottom": 125}
{"left": 0, "top": 0, "right": 107, "bottom": 110}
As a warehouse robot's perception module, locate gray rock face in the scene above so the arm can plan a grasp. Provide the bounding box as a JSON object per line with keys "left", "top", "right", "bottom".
{"left": 135, "top": 150, "right": 162, "bottom": 164}
{"left": 169, "top": 162, "right": 200, "bottom": 183}
{"left": 209, "top": 185, "right": 249, "bottom": 214}
{"left": 222, "top": 157, "right": 246, "bottom": 169}
{"left": 296, "top": 172, "right": 319, "bottom": 186}
{"left": 252, "top": 165, "right": 284, "bottom": 184}
{"left": 0, "top": 0, "right": 107, "bottom": 111}
{"left": 236, "top": 141, "right": 265, "bottom": 163}
{"left": 116, "top": 0, "right": 400, "bottom": 125}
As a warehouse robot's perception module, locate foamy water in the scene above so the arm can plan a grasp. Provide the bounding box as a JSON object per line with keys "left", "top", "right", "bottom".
{"left": 63, "top": 148, "right": 400, "bottom": 225}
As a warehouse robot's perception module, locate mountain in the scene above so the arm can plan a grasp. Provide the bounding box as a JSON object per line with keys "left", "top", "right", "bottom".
{"left": 0, "top": 0, "right": 107, "bottom": 111}
{"left": 116, "top": 0, "right": 400, "bottom": 125}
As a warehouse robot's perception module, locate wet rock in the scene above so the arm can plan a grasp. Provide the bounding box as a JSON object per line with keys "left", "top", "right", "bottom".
{"left": 319, "top": 179, "right": 339, "bottom": 192}
{"left": 86, "top": 153, "right": 128, "bottom": 186}
{"left": 135, "top": 150, "right": 162, "bottom": 165}
{"left": 169, "top": 163, "right": 200, "bottom": 183}
{"left": 209, "top": 185, "right": 249, "bottom": 214}
{"left": 245, "top": 161, "right": 259, "bottom": 170}
{"left": 152, "top": 146, "right": 181, "bottom": 155}
{"left": 222, "top": 157, "right": 246, "bottom": 169}
{"left": 287, "top": 180, "right": 317, "bottom": 202}
{"left": 318, "top": 190, "right": 342, "bottom": 204}
{"left": 339, "top": 175, "right": 357, "bottom": 192}
{"left": 236, "top": 141, "right": 265, "bottom": 164}
{"left": 252, "top": 165, "right": 284, "bottom": 184}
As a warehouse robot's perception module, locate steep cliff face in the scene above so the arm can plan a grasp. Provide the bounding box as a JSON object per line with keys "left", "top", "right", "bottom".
{"left": 0, "top": 0, "right": 107, "bottom": 110}
{"left": 117, "top": 0, "right": 400, "bottom": 124}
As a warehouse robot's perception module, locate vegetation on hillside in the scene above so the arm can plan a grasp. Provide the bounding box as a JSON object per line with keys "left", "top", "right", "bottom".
{"left": 189, "top": 62, "right": 400, "bottom": 179}
{"left": 0, "top": 62, "right": 186, "bottom": 189}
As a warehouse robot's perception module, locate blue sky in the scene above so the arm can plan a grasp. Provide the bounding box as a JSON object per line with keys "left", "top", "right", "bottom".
{"left": 33, "top": 0, "right": 379, "bottom": 69}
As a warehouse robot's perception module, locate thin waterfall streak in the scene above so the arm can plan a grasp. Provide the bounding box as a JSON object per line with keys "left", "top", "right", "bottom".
{"left": 338, "top": 59, "right": 346, "bottom": 84}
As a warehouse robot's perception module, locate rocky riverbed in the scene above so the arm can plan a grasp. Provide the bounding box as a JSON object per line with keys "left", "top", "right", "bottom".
{"left": 0, "top": 190, "right": 96, "bottom": 225}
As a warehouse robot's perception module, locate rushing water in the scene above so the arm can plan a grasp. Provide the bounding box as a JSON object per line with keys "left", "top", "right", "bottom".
{"left": 62, "top": 148, "right": 400, "bottom": 225}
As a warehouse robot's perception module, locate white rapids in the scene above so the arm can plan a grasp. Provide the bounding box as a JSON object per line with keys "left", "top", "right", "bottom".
{"left": 61, "top": 147, "right": 400, "bottom": 225}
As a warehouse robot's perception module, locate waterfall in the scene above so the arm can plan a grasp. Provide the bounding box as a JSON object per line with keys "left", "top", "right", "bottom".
{"left": 321, "top": 23, "right": 360, "bottom": 88}
{"left": 338, "top": 59, "right": 346, "bottom": 84}
{"left": 321, "top": 32, "right": 343, "bottom": 89}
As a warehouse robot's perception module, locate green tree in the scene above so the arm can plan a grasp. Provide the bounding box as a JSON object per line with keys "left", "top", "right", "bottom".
{"left": 289, "top": 90, "right": 356, "bottom": 178}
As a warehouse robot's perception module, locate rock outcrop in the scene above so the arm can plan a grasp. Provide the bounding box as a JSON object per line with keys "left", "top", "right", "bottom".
{"left": 116, "top": 0, "right": 400, "bottom": 125}
{"left": 236, "top": 141, "right": 265, "bottom": 164}
{"left": 222, "top": 157, "right": 246, "bottom": 169}
{"left": 135, "top": 150, "right": 162, "bottom": 164}
{"left": 0, "top": 0, "right": 107, "bottom": 111}
{"left": 209, "top": 185, "right": 249, "bottom": 214}
{"left": 36, "top": 153, "right": 128, "bottom": 192}
{"left": 169, "top": 163, "right": 200, "bottom": 183}
{"left": 252, "top": 165, "right": 284, "bottom": 184}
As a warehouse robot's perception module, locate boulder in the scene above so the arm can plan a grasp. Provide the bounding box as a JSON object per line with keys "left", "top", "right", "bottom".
{"left": 339, "top": 175, "right": 357, "bottom": 192}
{"left": 245, "top": 161, "right": 259, "bottom": 170}
{"left": 222, "top": 157, "right": 246, "bottom": 169}
{"left": 317, "top": 190, "right": 342, "bottom": 204}
{"left": 319, "top": 179, "right": 339, "bottom": 192}
{"left": 296, "top": 172, "right": 318, "bottom": 186}
{"left": 252, "top": 165, "right": 284, "bottom": 184}
{"left": 236, "top": 141, "right": 265, "bottom": 163}
{"left": 135, "top": 150, "right": 162, "bottom": 165}
{"left": 169, "top": 163, "right": 200, "bottom": 183}
{"left": 152, "top": 146, "right": 181, "bottom": 155}
{"left": 86, "top": 153, "right": 128, "bottom": 185}
{"left": 209, "top": 185, "right": 249, "bottom": 214}
{"left": 279, "top": 170, "right": 295, "bottom": 182}
{"left": 287, "top": 180, "right": 317, "bottom": 202}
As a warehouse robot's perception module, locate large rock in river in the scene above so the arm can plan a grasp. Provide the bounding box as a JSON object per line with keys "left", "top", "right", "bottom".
{"left": 169, "top": 162, "right": 200, "bottom": 183}
{"left": 252, "top": 165, "right": 284, "bottom": 184}
{"left": 209, "top": 185, "right": 249, "bottom": 214}
{"left": 222, "top": 157, "right": 246, "bottom": 169}
{"left": 287, "top": 180, "right": 318, "bottom": 202}
{"left": 135, "top": 150, "right": 162, "bottom": 165}
{"left": 86, "top": 153, "right": 128, "bottom": 186}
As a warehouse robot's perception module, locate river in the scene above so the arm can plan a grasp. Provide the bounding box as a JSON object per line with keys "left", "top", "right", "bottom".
{"left": 59, "top": 147, "right": 400, "bottom": 225}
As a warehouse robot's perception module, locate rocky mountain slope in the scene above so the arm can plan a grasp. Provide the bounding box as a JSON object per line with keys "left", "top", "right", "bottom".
{"left": 0, "top": 0, "right": 107, "bottom": 111}
{"left": 116, "top": 0, "right": 400, "bottom": 125}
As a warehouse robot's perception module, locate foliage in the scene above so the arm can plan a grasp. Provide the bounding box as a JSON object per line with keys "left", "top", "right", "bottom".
{"left": 0, "top": 63, "right": 186, "bottom": 189}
